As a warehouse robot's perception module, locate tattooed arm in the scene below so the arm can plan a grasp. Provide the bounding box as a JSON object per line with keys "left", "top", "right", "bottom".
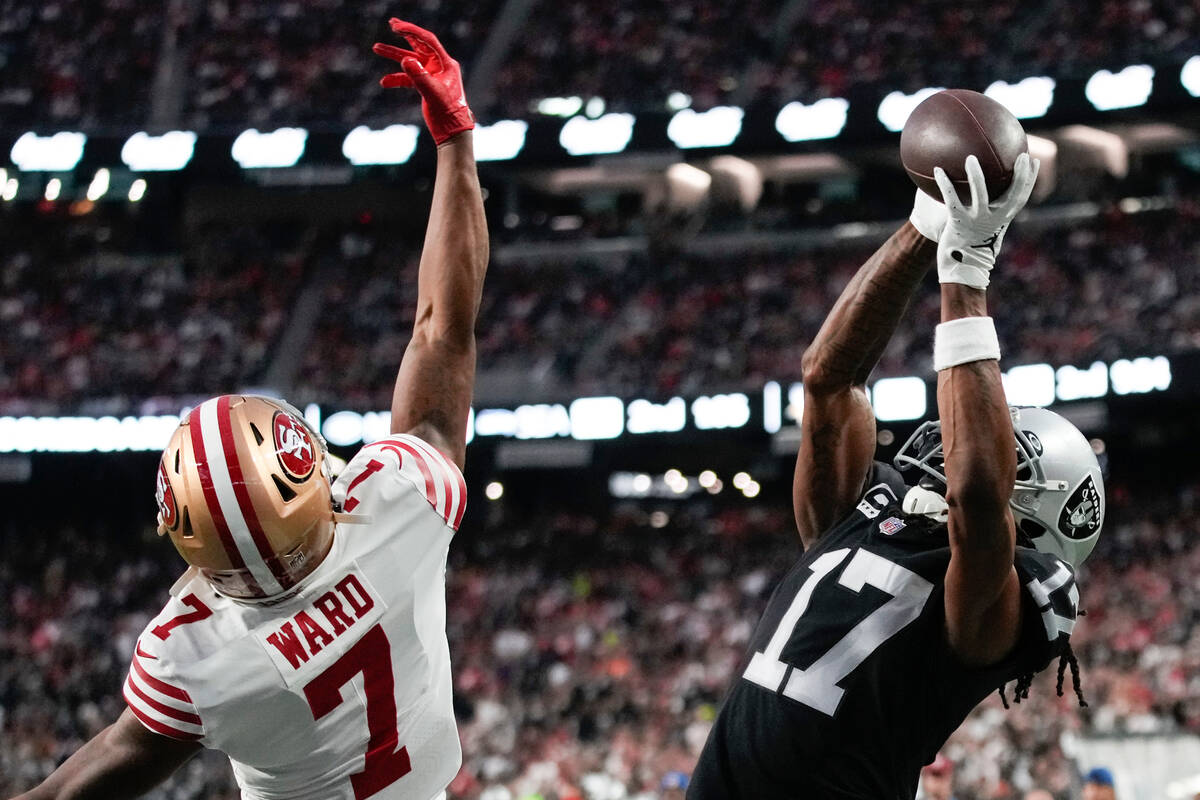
{"left": 793, "top": 222, "right": 936, "bottom": 548}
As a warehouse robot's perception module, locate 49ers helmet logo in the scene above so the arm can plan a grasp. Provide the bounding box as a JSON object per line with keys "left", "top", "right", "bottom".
{"left": 273, "top": 411, "right": 317, "bottom": 481}
{"left": 156, "top": 461, "right": 178, "bottom": 530}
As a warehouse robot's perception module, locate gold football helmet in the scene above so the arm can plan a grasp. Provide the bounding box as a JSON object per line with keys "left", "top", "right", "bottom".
{"left": 155, "top": 395, "right": 336, "bottom": 599}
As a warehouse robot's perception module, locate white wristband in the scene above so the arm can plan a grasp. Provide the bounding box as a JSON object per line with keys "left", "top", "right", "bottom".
{"left": 934, "top": 317, "right": 1001, "bottom": 371}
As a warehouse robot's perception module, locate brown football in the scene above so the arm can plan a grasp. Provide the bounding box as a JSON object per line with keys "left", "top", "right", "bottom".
{"left": 900, "top": 89, "right": 1028, "bottom": 204}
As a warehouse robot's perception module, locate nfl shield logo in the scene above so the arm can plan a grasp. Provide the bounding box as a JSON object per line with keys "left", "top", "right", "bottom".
{"left": 880, "top": 517, "right": 906, "bottom": 535}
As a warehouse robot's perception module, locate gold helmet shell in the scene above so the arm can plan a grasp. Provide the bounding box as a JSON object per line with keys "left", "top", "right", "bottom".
{"left": 155, "top": 395, "right": 335, "bottom": 599}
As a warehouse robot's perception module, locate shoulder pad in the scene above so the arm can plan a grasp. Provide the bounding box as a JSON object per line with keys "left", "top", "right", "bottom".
{"left": 1016, "top": 548, "right": 1079, "bottom": 643}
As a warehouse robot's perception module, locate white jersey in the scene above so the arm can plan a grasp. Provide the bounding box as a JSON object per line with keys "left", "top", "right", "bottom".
{"left": 124, "top": 434, "right": 466, "bottom": 800}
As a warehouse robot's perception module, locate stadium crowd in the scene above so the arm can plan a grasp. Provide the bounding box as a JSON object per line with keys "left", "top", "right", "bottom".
{"left": 2, "top": 0, "right": 1197, "bottom": 127}
{"left": 3, "top": 206, "right": 1195, "bottom": 414}
{"left": 2, "top": 471, "right": 1198, "bottom": 799}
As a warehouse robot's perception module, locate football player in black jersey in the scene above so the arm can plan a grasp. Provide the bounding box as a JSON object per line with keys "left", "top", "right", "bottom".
{"left": 689, "top": 154, "right": 1105, "bottom": 800}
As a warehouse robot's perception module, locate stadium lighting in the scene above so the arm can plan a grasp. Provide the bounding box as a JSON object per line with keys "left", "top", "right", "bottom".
{"left": 1085, "top": 65, "right": 1155, "bottom": 111}
{"left": 584, "top": 97, "right": 606, "bottom": 118}
{"left": 1056, "top": 362, "right": 1108, "bottom": 402}
{"left": 627, "top": 397, "right": 687, "bottom": 434}
{"left": 10, "top": 131, "right": 86, "bottom": 172}
{"left": 698, "top": 470, "right": 718, "bottom": 489}
{"left": 569, "top": 396, "right": 624, "bottom": 440}
{"left": 631, "top": 473, "right": 653, "bottom": 493}
{"left": 485, "top": 481, "right": 504, "bottom": 501}
{"left": 0, "top": 415, "right": 181, "bottom": 453}
{"left": 871, "top": 376, "right": 927, "bottom": 421}
{"left": 692, "top": 393, "right": 751, "bottom": 430}
{"left": 1002, "top": 363, "right": 1056, "bottom": 407}
{"left": 128, "top": 178, "right": 147, "bottom": 202}
{"left": 666, "top": 92, "right": 693, "bottom": 111}
{"left": 876, "top": 87, "right": 945, "bottom": 132}
{"left": 231, "top": 127, "right": 308, "bottom": 169}
{"left": 341, "top": 124, "right": 420, "bottom": 166}
{"left": 536, "top": 96, "right": 584, "bottom": 117}
{"left": 984, "top": 76, "right": 1056, "bottom": 119}
{"left": 1110, "top": 356, "right": 1171, "bottom": 395}
{"left": 666, "top": 106, "right": 744, "bottom": 149}
{"left": 1182, "top": 56, "right": 1200, "bottom": 97}
{"left": 762, "top": 381, "right": 782, "bottom": 433}
{"left": 474, "top": 120, "right": 529, "bottom": 162}
{"left": 120, "top": 131, "right": 197, "bottom": 171}
{"left": 775, "top": 98, "right": 849, "bottom": 142}
{"left": 44, "top": 178, "right": 62, "bottom": 201}
{"left": 742, "top": 480, "right": 761, "bottom": 499}
{"left": 2, "top": 177, "right": 16, "bottom": 201}
{"left": 86, "top": 168, "right": 110, "bottom": 201}
{"left": 559, "top": 113, "right": 635, "bottom": 156}
{"left": 732, "top": 472, "right": 751, "bottom": 490}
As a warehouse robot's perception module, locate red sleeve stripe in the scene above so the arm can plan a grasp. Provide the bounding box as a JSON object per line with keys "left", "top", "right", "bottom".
{"left": 400, "top": 435, "right": 467, "bottom": 530}
{"left": 382, "top": 437, "right": 459, "bottom": 527}
{"left": 378, "top": 438, "right": 450, "bottom": 523}
{"left": 124, "top": 686, "right": 203, "bottom": 741}
{"left": 125, "top": 674, "right": 203, "bottom": 725}
{"left": 131, "top": 652, "right": 194, "bottom": 703}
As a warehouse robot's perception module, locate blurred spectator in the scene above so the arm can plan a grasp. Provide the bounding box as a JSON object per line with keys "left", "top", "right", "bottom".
{"left": 920, "top": 754, "right": 957, "bottom": 800}
{"left": 1081, "top": 768, "right": 1116, "bottom": 800}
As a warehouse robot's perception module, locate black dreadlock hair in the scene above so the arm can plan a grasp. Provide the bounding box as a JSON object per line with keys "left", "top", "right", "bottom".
{"left": 998, "top": 639, "right": 1087, "bottom": 710}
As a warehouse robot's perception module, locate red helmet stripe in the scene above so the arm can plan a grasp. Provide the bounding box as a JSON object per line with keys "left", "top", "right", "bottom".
{"left": 216, "top": 396, "right": 295, "bottom": 590}
{"left": 188, "top": 404, "right": 247, "bottom": 572}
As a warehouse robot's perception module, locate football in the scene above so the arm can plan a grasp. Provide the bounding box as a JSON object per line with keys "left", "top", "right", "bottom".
{"left": 900, "top": 89, "right": 1028, "bottom": 204}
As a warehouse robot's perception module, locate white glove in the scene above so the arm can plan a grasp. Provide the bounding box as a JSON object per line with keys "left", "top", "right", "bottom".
{"left": 909, "top": 187, "right": 948, "bottom": 242}
{"left": 933, "top": 152, "right": 1039, "bottom": 290}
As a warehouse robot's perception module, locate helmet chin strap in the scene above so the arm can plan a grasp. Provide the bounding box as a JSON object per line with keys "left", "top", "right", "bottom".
{"left": 902, "top": 486, "right": 949, "bottom": 523}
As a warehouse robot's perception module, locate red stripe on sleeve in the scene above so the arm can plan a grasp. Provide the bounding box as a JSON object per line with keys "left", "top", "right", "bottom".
{"left": 383, "top": 440, "right": 448, "bottom": 523}
{"left": 126, "top": 675, "right": 203, "bottom": 725}
{"left": 124, "top": 690, "right": 202, "bottom": 741}
{"left": 188, "top": 404, "right": 246, "bottom": 570}
{"left": 131, "top": 653, "right": 194, "bottom": 703}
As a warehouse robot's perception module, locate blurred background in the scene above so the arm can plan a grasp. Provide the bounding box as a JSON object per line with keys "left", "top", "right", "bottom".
{"left": 2, "top": 1, "right": 1200, "bottom": 798}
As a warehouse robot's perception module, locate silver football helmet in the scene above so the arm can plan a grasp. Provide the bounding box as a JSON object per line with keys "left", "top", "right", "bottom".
{"left": 894, "top": 407, "right": 1105, "bottom": 567}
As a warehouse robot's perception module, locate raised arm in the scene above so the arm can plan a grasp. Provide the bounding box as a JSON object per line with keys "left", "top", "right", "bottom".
{"left": 794, "top": 223, "right": 936, "bottom": 548}
{"left": 933, "top": 154, "right": 1039, "bottom": 665}
{"left": 11, "top": 709, "right": 200, "bottom": 800}
{"left": 374, "top": 20, "right": 488, "bottom": 469}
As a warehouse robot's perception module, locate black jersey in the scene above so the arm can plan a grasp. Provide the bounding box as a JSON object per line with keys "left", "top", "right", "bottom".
{"left": 689, "top": 463, "right": 1078, "bottom": 800}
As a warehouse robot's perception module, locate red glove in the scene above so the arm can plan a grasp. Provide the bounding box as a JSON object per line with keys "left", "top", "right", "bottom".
{"left": 373, "top": 19, "right": 475, "bottom": 146}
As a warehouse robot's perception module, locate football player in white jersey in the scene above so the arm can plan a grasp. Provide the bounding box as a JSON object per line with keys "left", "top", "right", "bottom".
{"left": 12, "top": 20, "right": 487, "bottom": 800}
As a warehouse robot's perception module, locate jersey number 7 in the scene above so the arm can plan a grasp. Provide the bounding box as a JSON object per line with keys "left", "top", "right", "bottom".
{"left": 743, "top": 548, "right": 934, "bottom": 716}
{"left": 304, "top": 623, "right": 412, "bottom": 799}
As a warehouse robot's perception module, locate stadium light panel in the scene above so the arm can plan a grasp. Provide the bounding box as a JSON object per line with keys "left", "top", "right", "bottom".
{"left": 1182, "top": 56, "right": 1200, "bottom": 97}
{"left": 536, "top": 96, "right": 584, "bottom": 117}
{"left": 341, "top": 124, "right": 420, "bottom": 166}
{"left": 128, "top": 178, "right": 147, "bottom": 202}
{"left": 2, "top": 177, "right": 16, "bottom": 201}
{"left": 86, "top": 168, "right": 110, "bottom": 201}
{"left": 231, "top": 127, "right": 308, "bottom": 169}
{"left": 775, "top": 98, "right": 849, "bottom": 142}
{"left": 667, "top": 92, "right": 692, "bottom": 111}
{"left": 44, "top": 178, "right": 62, "bottom": 201}
{"left": 10, "top": 131, "right": 86, "bottom": 172}
{"left": 559, "top": 113, "right": 635, "bottom": 156}
{"left": 984, "top": 77, "right": 1056, "bottom": 119}
{"left": 120, "top": 131, "right": 197, "bottom": 171}
{"left": 876, "top": 88, "right": 945, "bottom": 132}
{"left": 762, "top": 381, "right": 782, "bottom": 433}
{"left": 1085, "top": 65, "right": 1155, "bottom": 111}
{"left": 515, "top": 403, "right": 571, "bottom": 439}
{"left": 474, "top": 120, "right": 529, "bottom": 162}
{"left": 871, "top": 377, "right": 927, "bottom": 421}
{"left": 692, "top": 393, "right": 751, "bottom": 430}
{"left": 1056, "top": 362, "right": 1108, "bottom": 401}
{"left": 667, "top": 106, "right": 744, "bottom": 149}
{"left": 569, "top": 396, "right": 625, "bottom": 440}
{"left": 627, "top": 397, "right": 687, "bottom": 434}
{"left": 1002, "top": 363, "right": 1056, "bottom": 407}
{"left": 485, "top": 481, "right": 504, "bottom": 501}
{"left": 1110, "top": 356, "right": 1171, "bottom": 395}
{"left": 0, "top": 415, "right": 180, "bottom": 453}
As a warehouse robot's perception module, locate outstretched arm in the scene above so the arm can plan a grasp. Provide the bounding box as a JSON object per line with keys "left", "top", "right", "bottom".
{"left": 935, "top": 154, "right": 1039, "bottom": 665}
{"left": 375, "top": 20, "right": 488, "bottom": 469}
{"left": 794, "top": 222, "right": 936, "bottom": 548}
{"left": 11, "top": 709, "right": 201, "bottom": 800}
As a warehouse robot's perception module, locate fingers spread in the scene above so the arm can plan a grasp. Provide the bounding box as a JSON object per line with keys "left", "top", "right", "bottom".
{"left": 933, "top": 167, "right": 962, "bottom": 211}
{"left": 390, "top": 18, "right": 452, "bottom": 64}
{"left": 963, "top": 155, "right": 988, "bottom": 211}
{"left": 373, "top": 43, "right": 420, "bottom": 64}
{"left": 380, "top": 72, "right": 415, "bottom": 89}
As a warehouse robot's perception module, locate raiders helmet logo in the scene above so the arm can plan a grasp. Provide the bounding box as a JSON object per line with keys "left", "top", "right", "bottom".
{"left": 156, "top": 461, "right": 178, "bottom": 530}
{"left": 1058, "top": 474, "right": 1101, "bottom": 540}
{"left": 1022, "top": 430, "right": 1044, "bottom": 456}
{"left": 273, "top": 412, "right": 317, "bottom": 482}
